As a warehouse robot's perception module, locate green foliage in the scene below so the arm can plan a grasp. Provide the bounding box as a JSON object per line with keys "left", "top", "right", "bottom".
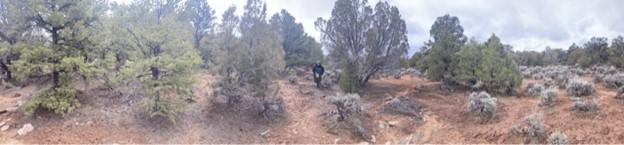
{"left": 108, "top": 0, "right": 201, "bottom": 123}
{"left": 453, "top": 35, "right": 522, "bottom": 94}
{"left": 271, "top": 10, "right": 323, "bottom": 67}
{"left": 423, "top": 14, "right": 466, "bottom": 81}
{"left": 139, "top": 96, "right": 182, "bottom": 124}
{"left": 212, "top": 0, "right": 285, "bottom": 98}
{"left": 339, "top": 63, "right": 358, "bottom": 93}
{"left": 608, "top": 36, "right": 624, "bottom": 68}
{"left": 181, "top": 0, "right": 216, "bottom": 67}
{"left": 316, "top": 0, "right": 408, "bottom": 86}
{"left": 8, "top": 0, "right": 104, "bottom": 117}
{"left": 23, "top": 85, "right": 79, "bottom": 117}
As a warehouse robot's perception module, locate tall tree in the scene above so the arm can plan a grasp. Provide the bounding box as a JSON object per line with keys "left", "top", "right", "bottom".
{"left": 0, "top": 0, "right": 31, "bottom": 81}
{"left": 181, "top": 0, "right": 215, "bottom": 67}
{"left": 316, "top": 0, "right": 408, "bottom": 88}
{"left": 608, "top": 36, "right": 624, "bottom": 68}
{"left": 584, "top": 37, "right": 609, "bottom": 65}
{"left": 15, "top": 0, "right": 104, "bottom": 116}
{"left": 213, "top": 0, "right": 284, "bottom": 98}
{"left": 115, "top": 0, "right": 201, "bottom": 123}
{"left": 423, "top": 14, "right": 466, "bottom": 82}
{"left": 271, "top": 10, "right": 322, "bottom": 67}
{"left": 454, "top": 34, "right": 521, "bottom": 94}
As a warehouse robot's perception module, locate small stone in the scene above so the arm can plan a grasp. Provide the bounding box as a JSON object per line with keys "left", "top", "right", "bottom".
{"left": 1, "top": 125, "right": 9, "bottom": 131}
{"left": 17, "top": 123, "right": 34, "bottom": 136}
{"left": 5, "top": 106, "right": 18, "bottom": 113}
{"left": 0, "top": 121, "right": 5, "bottom": 127}
{"left": 387, "top": 120, "right": 400, "bottom": 127}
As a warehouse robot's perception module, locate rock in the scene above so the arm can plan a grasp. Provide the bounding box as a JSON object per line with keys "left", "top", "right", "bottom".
{"left": 387, "top": 120, "right": 400, "bottom": 127}
{"left": 1, "top": 125, "right": 9, "bottom": 131}
{"left": 4, "top": 106, "right": 18, "bottom": 113}
{"left": 0, "top": 121, "right": 5, "bottom": 127}
{"left": 17, "top": 123, "right": 34, "bottom": 136}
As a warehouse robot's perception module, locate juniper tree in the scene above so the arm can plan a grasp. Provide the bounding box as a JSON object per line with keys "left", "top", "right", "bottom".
{"left": 180, "top": 0, "right": 215, "bottom": 67}
{"left": 316, "top": 0, "right": 408, "bottom": 88}
{"left": 423, "top": 14, "right": 466, "bottom": 82}
{"left": 452, "top": 35, "right": 522, "bottom": 94}
{"left": 608, "top": 36, "right": 624, "bottom": 68}
{"left": 114, "top": 0, "right": 201, "bottom": 123}
{"left": 212, "top": 0, "right": 285, "bottom": 100}
{"left": 271, "top": 10, "right": 322, "bottom": 67}
{"left": 0, "top": 0, "right": 31, "bottom": 82}
{"left": 13, "top": 0, "right": 105, "bottom": 116}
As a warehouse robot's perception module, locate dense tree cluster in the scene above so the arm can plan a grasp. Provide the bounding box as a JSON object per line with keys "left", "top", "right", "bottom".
{"left": 513, "top": 36, "right": 624, "bottom": 68}
{"left": 0, "top": 0, "right": 322, "bottom": 122}
{"left": 415, "top": 14, "right": 521, "bottom": 94}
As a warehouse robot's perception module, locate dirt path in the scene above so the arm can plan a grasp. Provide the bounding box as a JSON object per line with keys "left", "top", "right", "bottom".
{"left": 2, "top": 73, "right": 624, "bottom": 143}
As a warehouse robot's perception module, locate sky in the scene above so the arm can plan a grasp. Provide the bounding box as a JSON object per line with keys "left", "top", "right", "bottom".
{"left": 112, "top": 0, "right": 624, "bottom": 54}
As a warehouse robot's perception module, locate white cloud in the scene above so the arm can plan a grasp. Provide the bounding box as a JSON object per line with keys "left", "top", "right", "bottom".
{"left": 113, "top": 0, "right": 624, "bottom": 53}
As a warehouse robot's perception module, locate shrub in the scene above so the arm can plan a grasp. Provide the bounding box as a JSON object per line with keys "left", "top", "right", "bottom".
{"left": 381, "top": 97, "right": 424, "bottom": 120}
{"left": 22, "top": 86, "right": 80, "bottom": 117}
{"left": 527, "top": 83, "right": 544, "bottom": 97}
{"left": 339, "top": 63, "right": 359, "bottom": 93}
{"left": 554, "top": 75, "right": 568, "bottom": 89}
{"left": 511, "top": 114, "right": 546, "bottom": 143}
{"left": 539, "top": 89, "right": 557, "bottom": 107}
{"left": 571, "top": 97, "right": 598, "bottom": 112}
{"left": 566, "top": 79, "right": 595, "bottom": 97}
{"left": 254, "top": 97, "right": 287, "bottom": 120}
{"left": 329, "top": 94, "right": 363, "bottom": 120}
{"left": 139, "top": 97, "right": 182, "bottom": 124}
{"left": 468, "top": 91, "right": 497, "bottom": 119}
{"left": 616, "top": 87, "right": 624, "bottom": 100}
{"left": 324, "top": 94, "right": 367, "bottom": 139}
{"left": 603, "top": 73, "right": 624, "bottom": 89}
{"left": 547, "top": 131, "right": 568, "bottom": 145}
{"left": 211, "top": 77, "right": 243, "bottom": 105}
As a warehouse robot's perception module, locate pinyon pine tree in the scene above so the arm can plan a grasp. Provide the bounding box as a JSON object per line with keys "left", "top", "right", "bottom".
{"left": 14, "top": 0, "right": 105, "bottom": 116}
{"left": 114, "top": 0, "right": 201, "bottom": 123}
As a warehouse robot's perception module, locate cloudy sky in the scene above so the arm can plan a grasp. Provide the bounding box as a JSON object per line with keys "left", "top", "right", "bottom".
{"left": 114, "top": 0, "right": 624, "bottom": 53}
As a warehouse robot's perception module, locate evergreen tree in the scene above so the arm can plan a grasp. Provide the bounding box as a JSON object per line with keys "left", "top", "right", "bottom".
{"left": 271, "top": 10, "right": 322, "bottom": 67}
{"left": 114, "top": 0, "right": 201, "bottom": 123}
{"left": 0, "top": 0, "right": 30, "bottom": 82}
{"left": 316, "top": 0, "right": 408, "bottom": 89}
{"left": 14, "top": 0, "right": 105, "bottom": 116}
{"left": 423, "top": 14, "right": 466, "bottom": 82}
{"left": 181, "top": 0, "right": 215, "bottom": 67}
{"left": 213, "top": 0, "right": 285, "bottom": 98}
{"left": 453, "top": 35, "right": 522, "bottom": 94}
{"left": 608, "top": 36, "right": 624, "bottom": 68}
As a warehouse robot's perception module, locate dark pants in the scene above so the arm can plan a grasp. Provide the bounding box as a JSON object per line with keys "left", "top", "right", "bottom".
{"left": 314, "top": 73, "right": 323, "bottom": 88}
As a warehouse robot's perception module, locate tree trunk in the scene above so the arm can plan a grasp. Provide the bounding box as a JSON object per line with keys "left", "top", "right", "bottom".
{"left": 52, "top": 71, "right": 60, "bottom": 88}
{"left": 0, "top": 61, "right": 11, "bottom": 81}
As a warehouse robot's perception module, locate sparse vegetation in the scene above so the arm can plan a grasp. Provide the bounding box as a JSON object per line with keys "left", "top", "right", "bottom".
{"left": 1, "top": 0, "right": 624, "bottom": 143}
{"left": 548, "top": 131, "right": 568, "bottom": 145}
{"left": 467, "top": 91, "right": 497, "bottom": 119}
{"left": 324, "top": 94, "right": 367, "bottom": 139}
{"left": 527, "top": 83, "right": 544, "bottom": 97}
{"left": 511, "top": 114, "right": 546, "bottom": 143}
{"left": 539, "top": 89, "right": 557, "bottom": 107}
{"left": 571, "top": 97, "right": 599, "bottom": 112}
{"left": 381, "top": 97, "right": 424, "bottom": 120}
{"left": 616, "top": 87, "right": 624, "bottom": 101}
{"left": 566, "top": 79, "right": 596, "bottom": 97}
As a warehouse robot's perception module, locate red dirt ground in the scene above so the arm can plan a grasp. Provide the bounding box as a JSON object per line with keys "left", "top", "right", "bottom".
{"left": 1, "top": 72, "right": 623, "bottom": 143}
